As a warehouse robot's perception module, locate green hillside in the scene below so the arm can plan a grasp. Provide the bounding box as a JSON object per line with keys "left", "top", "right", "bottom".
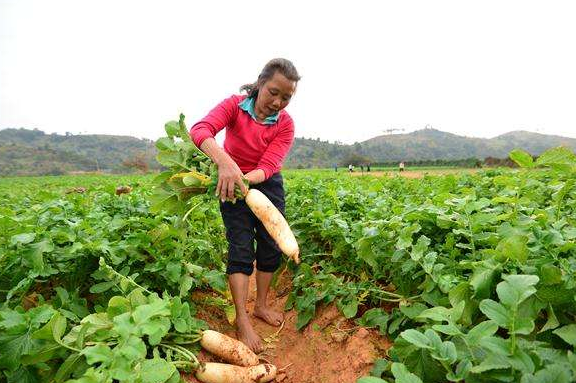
{"left": 361, "top": 129, "right": 576, "bottom": 161}
{"left": 286, "top": 129, "right": 576, "bottom": 168}
{"left": 0, "top": 128, "right": 160, "bottom": 176}
{"left": 1, "top": 127, "right": 575, "bottom": 175}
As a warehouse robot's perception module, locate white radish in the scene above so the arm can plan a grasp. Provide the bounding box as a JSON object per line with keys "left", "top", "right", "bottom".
{"left": 245, "top": 189, "right": 300, "bottom": 264}
{"left": 200, "top": 330, "right": 259, "bottom": 367}
{"left": 195, "top": 362, "right": 277, "bottom": 383}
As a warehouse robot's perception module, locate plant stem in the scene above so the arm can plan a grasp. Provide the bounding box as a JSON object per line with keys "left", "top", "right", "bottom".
{"left": 182, "top": 201, "right": 202, "bottom": 222}
{"left": 56, "top": 338, "right": 82, "bottom": 353}
{"left": 99, "top": 258, "right": 152, "bottom": 294}
{"left": 171, "top": 360, "right": 198, "bottom": 369}
{"left": 160, "top": 343, "right": 200, "bottom": 367}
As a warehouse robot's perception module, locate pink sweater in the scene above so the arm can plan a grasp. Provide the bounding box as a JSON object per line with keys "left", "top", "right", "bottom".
{"left": 190, "top": 95, "right": 295, "bottom": 180}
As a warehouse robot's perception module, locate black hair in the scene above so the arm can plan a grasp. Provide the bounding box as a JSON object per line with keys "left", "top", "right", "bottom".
{"left": 240, "top": 58, "right": 301, "bottom": 98}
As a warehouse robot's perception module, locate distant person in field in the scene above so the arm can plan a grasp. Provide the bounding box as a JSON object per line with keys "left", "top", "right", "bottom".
{"left": 190, "top": 58, "right": 300, "bottom": 353}
{"left": 349, "top": 164, "right": 353, "bottom": 172}
{"left": 399, "top": 161, "right": 405, "bottom": 172}
{"left": 367, "top": 163, "right": 371, "bottom": 172}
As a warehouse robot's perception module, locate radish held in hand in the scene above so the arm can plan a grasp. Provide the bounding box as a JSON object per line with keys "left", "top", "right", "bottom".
{"left": 200, "top": 330, "right": 259, "bottom": 367}
{"left": 195, "top": 362, "right": 277, "bottom": 383}
{"left": 245, "top": 189, "right": 300, "bottom": 264}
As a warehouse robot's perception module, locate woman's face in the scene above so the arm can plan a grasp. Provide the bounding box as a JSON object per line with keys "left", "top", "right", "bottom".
{"left": 254, "top": 72, "right": 297, "bottom": 120}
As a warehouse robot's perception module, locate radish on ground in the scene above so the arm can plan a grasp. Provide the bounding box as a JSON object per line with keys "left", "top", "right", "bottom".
{"left": 195, "top": 362, "right": 277, "bottom": 383}
{"left": 200, "top": 330, "right": 259, "bottom": 367}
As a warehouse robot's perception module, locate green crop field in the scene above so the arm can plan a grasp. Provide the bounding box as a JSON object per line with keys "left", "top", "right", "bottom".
{"left": 1, "top": 147, "right": 576, "bottom": 382}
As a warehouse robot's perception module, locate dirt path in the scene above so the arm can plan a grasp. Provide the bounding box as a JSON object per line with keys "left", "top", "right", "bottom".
{"left": 351, "top": 168, "right": 480, "bottom": 178}
{"left": 183, "top": 271, "right": 391, "bottom": 383}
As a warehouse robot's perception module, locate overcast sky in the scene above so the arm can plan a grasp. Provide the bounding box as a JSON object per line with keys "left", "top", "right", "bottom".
{"left": 1, "top": 0, "right": 575, "bottom": 144}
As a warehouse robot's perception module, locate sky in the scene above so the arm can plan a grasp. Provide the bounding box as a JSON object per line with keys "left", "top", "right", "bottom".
{"left": 1, "top": 0, "right": 575, "bottom": 145}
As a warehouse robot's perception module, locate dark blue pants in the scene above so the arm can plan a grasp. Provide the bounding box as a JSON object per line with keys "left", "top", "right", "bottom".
{"left": 220, "top": 173, "right": 285, "bottom": 275}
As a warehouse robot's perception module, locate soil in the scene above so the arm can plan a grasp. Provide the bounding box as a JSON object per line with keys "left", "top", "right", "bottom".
{"left": 183, "top": 270, "right": 392, "bottom": 383}
{"left": 351, "top": 168, "right": 480, "bottom": 179}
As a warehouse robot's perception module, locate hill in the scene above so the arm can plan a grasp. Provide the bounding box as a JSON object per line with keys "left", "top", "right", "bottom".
{"left": 0, "top": 128, "right": 160, "bottom": 176}
{"left": 285, "top": 129, "right": 576, "bottom": 168}
{"left": 1, "top": 127, "right": 575, "bottom": 175}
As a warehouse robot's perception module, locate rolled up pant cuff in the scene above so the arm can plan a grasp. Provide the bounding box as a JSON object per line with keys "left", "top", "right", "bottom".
{"left": 226, "top": 261, "right": 253, "bottom": 276}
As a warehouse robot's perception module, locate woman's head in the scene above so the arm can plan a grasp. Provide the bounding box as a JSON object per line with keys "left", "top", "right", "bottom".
{"left": 241, "top": 58, "right": 300, "bottom": 119}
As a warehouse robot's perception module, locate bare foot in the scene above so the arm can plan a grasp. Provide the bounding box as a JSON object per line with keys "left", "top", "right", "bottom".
{"left": 236, "top": 314, "right": 263, "bottom": 353}
{"left": 254, "top": 305, "right": 284, "bottom": 326}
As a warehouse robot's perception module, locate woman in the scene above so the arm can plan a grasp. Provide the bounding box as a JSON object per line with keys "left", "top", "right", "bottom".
{"left": 190, "top": 58, "right": 300, "bottom": 353}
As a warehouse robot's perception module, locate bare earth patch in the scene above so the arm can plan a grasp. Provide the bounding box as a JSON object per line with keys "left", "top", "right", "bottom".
{"left": 351, "top": 168, "right": 480, "bottom": 179}
{"left": 183, "top": 270, "right": 392, "bottom": 383}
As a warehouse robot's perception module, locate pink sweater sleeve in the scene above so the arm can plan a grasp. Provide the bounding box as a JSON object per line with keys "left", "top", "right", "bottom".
{"left": 256, "top": 115, "right": 295, "bottom": 179}
{"left": 189, "top": 96, "right": 238, "bottom": 148}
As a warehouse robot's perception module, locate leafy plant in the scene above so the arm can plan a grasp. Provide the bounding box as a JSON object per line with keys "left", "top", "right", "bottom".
{"left": 150, "top": 114, "right": 247, "bottom": 216}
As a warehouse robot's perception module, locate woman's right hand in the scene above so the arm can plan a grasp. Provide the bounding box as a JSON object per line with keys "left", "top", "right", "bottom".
{"left": 198, "top": 138, "right": 248, "bottom": 202}
{"left": 216, "top": 156, "right": 248, "bottom": 202}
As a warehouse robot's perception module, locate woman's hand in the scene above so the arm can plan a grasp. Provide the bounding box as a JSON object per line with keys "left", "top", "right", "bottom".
{"left": 216, "top": 156, "right": 248, "bottom": 202}
{"left": 199, "top": 138, "right": 248, "bottom": 202}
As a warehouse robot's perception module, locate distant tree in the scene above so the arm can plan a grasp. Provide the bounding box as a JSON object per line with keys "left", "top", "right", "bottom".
{"left": 122, "top": 154, "right": 149, "bottom": 173}
{"left": 47, "top": 166, "right": 65, "bottom": 176}
{"left": 341, "top": 153, "right": 372, "bottom": 167}
{"left": 484, "top": 156, "right": 517, "bottom": 167}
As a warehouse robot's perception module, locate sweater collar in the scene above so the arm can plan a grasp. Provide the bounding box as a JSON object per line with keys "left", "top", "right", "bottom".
{"left": 238, "top": 96, "right": 279, "bottom": 125}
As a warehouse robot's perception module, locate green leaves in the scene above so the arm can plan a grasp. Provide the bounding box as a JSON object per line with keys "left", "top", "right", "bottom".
{"left": 357, "top": 377, "right": 390, "bottom": 383}
{"left": 553, "top": 325, "right": 576, "bottom": 347}
{"left": 0, "top": 331, "right": 40, "bottom": 372}
{"left": 21, "top": 239, "right": 55, "bottom": 277}
{"left": 338, "top": 294, "right": 359, "bottom": 318}
{"left": 0, "top": 305, "right": 55, "bottom": 372}
{"left": 163, "top": 120, "right": 181, "bottom": 139}
{"left": 358, "top": 309, "right": 390, "bottom": 334}
{"left": 466, "top": 320, "right": 499, "bottom": 343}
{"left": 0, "top": 283, "right": 201, "bottom": 382}
{"left": 392, "top": 275, "right": 554, "bottom": 382}
{"left": 469, "top": 259, "right": 500, "bottom": 299}
{"left": 391, "top": 363, "right": 424, "bottom": 383}
{"left": 82, "top": 344, "right": 114, "bottom": 365}
{"left": 10, "top": 233, "right": 36, "bottom": 246}
{"left": 497, "top": 275, "right": 539, "bottom": 307}
{"left": 63, "top": 290, "right": 200, "bottom": 382}
{"left": 400, "top": 329, "right": 457, "bottom": 364}
{"left": 480, "top": 275, "right": 540, "bottom": 335}
{"left": 495, "top": 235, "right": 529, "bottom": 263}
{"left": 536, "top": 146, "right": 576, "bottom": 172}
{"left": 139, "top": 358, "right": 178, "bottom": 383}
{"left": 0, "top": 172, "right": 230, "bottom": 381}
{"left": 510, "top": 149, "right": 535, "bottom": 169}
{"left": 151, "top": 114, "right": 251, "bottom": 213}
{"left": 479, "top": 300, "right": 511, "bottom": 329}
{"left": 510, "top": 146, "right": 576, "bottom": 173}
{"left": 520, "top": 363, "right": 572, "bottom": 383}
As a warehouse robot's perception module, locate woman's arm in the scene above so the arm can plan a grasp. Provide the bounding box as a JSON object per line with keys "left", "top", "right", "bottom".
{"left": 190, "top": 96, "right": 239, "bottom": 148}
{"left": 190, "top": 96, "right": 248, "bottom": 201}
{"left": 243, "top": 169, "right": 266, "bottom": 185}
